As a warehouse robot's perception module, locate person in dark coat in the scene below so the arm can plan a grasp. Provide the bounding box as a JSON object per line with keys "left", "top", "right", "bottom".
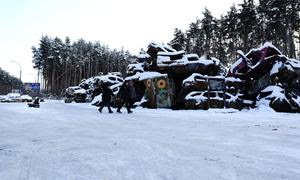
{"left": 117, "top": 81, "right": 132, "bottom": 113}
{"left": 33, "top": 97, "right": 40, "bottom": 105}
{"left": 128, "top": 80, "right": 136, "bottom": 106}
{"left": 98, "top": 83, "right": 114, "bottom": 113}
{"left": 92, "top": 80, "right": 102, "bottom": 99}
{"left": 117, "top": 80, "right": 136, "bottom": 113}
{"left": 28, "top": 97, "right": 40, "bottom": 108}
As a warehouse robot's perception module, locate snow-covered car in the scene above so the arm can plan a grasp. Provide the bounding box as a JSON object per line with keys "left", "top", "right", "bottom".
{"left": 127, "top": 63, "right": 144, "bottom": 76}
{"left": 86, "top": 74, "right": 123, "bottom": 87}
{"left": 65, "top": 86, "right": 87, "bottom": 103}
{"left": 1, "top": 94, "right": 33, "bottom": 103}
{"left": 185, "top": 91, "right": 244, "bottom": 110}
{"left": 66, "top": 86, "right": 87, "bottom": 96}
{"left": 99, "top": 74, "right": 123, "bottom": 85}
{"left": 144, "top": 42, "right": 226, "bottom": 76}
{"left": 0, "top": 95, "right": 10, "bottom": 102}
{"left": 20, "top": 95, "right": 33, "bottom": 102}
{"left": 257, "top": 85, "right": 300, "bottom": 113}
{"left": 110, "top": 83, "right": 122, "bottom": 96}
{"left": 227, "top": 42, "right": 283, "bottom": 79}
{"left": 108, "top": 72, "right": 122, "bottom": 77}
{"left": 79, "top": 74, "right": 124, "bottom": 96}
{"left": 0, "top": 95, "right": 6, "bottom": 100}
{"left": 5, "top": 93, "right": 22, "bottom": 102}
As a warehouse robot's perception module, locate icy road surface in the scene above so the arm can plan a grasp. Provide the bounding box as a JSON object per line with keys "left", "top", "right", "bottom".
{"left": 0, "top": 101, "right": 300, "bottom": 180}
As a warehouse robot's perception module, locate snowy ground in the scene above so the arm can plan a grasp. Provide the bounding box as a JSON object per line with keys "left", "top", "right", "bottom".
{"left": 0, "top": 101, "right": 300, "bottom": 180}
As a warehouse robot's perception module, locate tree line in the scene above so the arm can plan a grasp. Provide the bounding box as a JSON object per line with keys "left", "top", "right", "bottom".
{"left": 0, "top": 68, "right": 22, "bottom": 94}
{"left": 169, "top": 0, "right": 300, "bottom": 66}
{"left": 32, "top": 36, "right": 133, "bottom": 94}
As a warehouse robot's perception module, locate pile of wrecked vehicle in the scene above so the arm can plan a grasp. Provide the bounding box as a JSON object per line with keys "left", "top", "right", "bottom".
{"left": 65, "top": 42, "right": 300, "bottom": 113}
{"left": 64, "top": 73, "right": 123, "bottom": 105}
{"left": 227, "top": 43, "right": 300, "bottom": 112}
{"left": 125, "top": 42, "right": 249, "bottom": 110}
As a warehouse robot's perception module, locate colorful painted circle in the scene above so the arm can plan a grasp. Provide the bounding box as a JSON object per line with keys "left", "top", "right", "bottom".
{"left": 157, "top": 79, "right": 166, "bottom": 89}
{"left": 146, "top": 79, "right": 151, "bottom": 87}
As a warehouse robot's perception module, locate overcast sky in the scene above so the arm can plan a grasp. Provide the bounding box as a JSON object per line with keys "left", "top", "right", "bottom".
{"left": 0, "top": 0, "right": 242, "bottom": 82}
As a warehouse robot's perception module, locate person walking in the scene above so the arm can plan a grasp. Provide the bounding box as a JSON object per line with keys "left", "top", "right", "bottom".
{"left": 128, "top": 80, "right": 136, "bottom": 107}
{"left": 117, "top": 81, "right": 134, "bottom": 114}
{"left": 98, "top": 83, "right": 114, "bottom": 113}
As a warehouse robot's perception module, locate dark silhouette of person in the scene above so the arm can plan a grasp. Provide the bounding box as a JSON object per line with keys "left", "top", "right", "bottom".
{"left": 117, "top": 81, "right": 135, "bottom": 114}
{"left": 98, "top": 83, "right": 114, "bottom": 113}
{"left": 28, "top": 97, "right": 40, "bottom": 108}
{"left": 128, "top": 80, "right": 136, "bottom": 106}
{"left": 33, "top": 97, "right": 40, "bottom": 105}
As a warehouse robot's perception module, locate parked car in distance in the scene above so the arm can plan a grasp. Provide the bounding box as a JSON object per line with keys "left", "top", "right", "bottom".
{"left": 0, "top": 93, "right": 33, "bottom": 103}
{"left": 6, "top": 93, "right": 21, "bottom": 102}
{"left": 0, "top": 95, "right": 10, "bottom": 102}
{"left": 20, "top": 95, "right": 33, "bottom": 102}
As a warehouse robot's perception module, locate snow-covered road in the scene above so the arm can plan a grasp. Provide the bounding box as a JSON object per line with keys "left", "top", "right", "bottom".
{"left": 0, "top": 101, "right": 300, "bottom": 180}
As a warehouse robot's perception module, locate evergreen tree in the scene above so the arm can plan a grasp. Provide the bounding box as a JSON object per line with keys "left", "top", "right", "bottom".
{"left": 0, "top": 68, "right": 22, "bottom": 94}
{"left": 186, "top": 19, "right": 202, "bottom": 54}
{"left": 169, "top": 1, "right": 300, "bottom": 61}
{"left": 169, "top": 28, "right": 186, "bottom": 51}
{"left": 213, "top": 16, "right": 228, "bottom": 65}
{"left": 237, "top": 0, "right": 257, "bottom": 52}
{"left": 224, "top": 4, "right": 239, "bottom": 62}
{"left": 32, "top": 36, "right": 133, "bottom": 94}
{"left": 201, "top": 8, "right": 215, "bottom": 55}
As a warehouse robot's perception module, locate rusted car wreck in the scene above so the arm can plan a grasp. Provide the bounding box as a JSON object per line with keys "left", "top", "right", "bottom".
{"left": 128, "top": 42, "right": 300, "bottom": 112}
{"left": 65, "top": 42, "right": 300, "bottom": 113}
{"left": 227, "top": 42, "right": 300, "bottom": 112}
